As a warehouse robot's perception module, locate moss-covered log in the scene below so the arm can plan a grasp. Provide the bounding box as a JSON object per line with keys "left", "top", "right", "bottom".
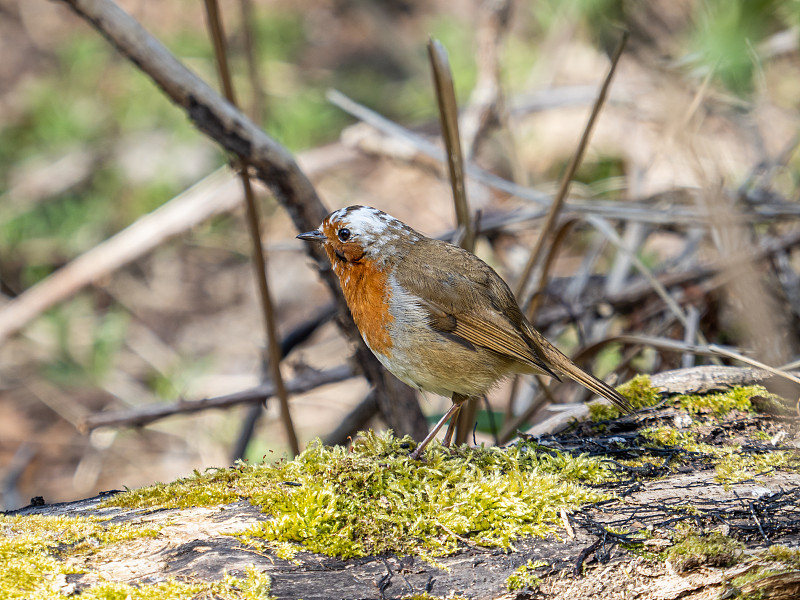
{"left": 4, "top": 371, "right": 800, "bottom": 599}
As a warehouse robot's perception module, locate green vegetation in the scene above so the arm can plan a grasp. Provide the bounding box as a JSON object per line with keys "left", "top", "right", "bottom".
{"left": 506, "top": 559, "right": 549, "bottom": 591}
{"left": 622, "top": 383, "right": 800, "bottom": 485}
{"left": 676, "top": 385, "right": 766, "bottom": 415}
{"left": 0, "top": 512, "right": 272, "bottom": 599}
{"left": 639, "top": 423, "right": 800, "bottom": 485}
{"left": 6, "top": 376, "right": 798, "bottom": 595}
{"left": 50, "top": 571, "right": 273, "bottom": 600}
{"left": 104, "top": 431, "right": 613, "bottom": 559}
{"left": 727, "top": 544, "right": 800, "bottom": 596}
{"left": 83, "top": 384, "right": 771, "bottom": 565}
{"left": 689, "top": 0, "right": 786, "bottom": 94}
{"left": 589, "top": 374, "right": 662, "bottom": 421}
{"left": 542, "top": 0, "right": 793, "bottom": 95}
{"left": 1, "top": 514, "right": 156, "bottom": 600}
{"left": 665, "top": 528, "right": 743, "bottom": 572}
{"left": 766, "top": 544, "right": 800, "bottom": 569}
{"left": 714, "top": 446, "right": 800, "bottom": 485}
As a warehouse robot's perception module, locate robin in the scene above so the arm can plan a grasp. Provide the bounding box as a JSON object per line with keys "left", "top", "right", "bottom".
{"left": 298, "top": 205, "right": 632, "bottom": 459}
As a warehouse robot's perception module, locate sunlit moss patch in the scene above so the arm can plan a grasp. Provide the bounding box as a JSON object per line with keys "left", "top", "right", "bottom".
{"left": 242, "top": 434, "right": 614, "bottom": 558}
{"left": 676, "top": 385, "right": 766, "bottom": 415}
{"left": 590, "top": 374, "right": 662, "bottom": 421}
{"left": 665, "top": 528, "right": 743, "bottom": 573}
{"left": 0, "top": 514, "right": 162, "bottom": 600}
{"left": 714, "top": 448, "right": 800, "bottom": 485}
{"left": 506, "top": 559, "right": 548, "bottom": 591}
{"left": 104, "top": 432, "right": 613, "bottom": 559}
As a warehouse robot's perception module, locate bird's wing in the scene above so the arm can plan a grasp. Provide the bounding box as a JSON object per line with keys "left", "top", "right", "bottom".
{"left": 418, "top": 298, "right": 549, "bottom": 371}
{"left": 396, "top": 240, "right": 558, "bottom": 378}
{"left": 395, "top": 239, "right": 633, "bottom": 413}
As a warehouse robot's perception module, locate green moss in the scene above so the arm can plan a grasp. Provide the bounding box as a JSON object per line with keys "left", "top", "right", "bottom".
{"left": 506, "top": 559, "right": 548, "bottom": 591}
{"left": 62, "top": 568, "right": 272, "bottom": 600}
{"left": 1, "top": 510, "right": 271, "bottom": 598}
{"left": 729, "top": 566, "right": 799, "bottom": 600}
{"left": 766, "top": 545, "right": 800, "bottom": 569}
{"left": 590, "top": 375, "right": 661, "bottom": 421}
{"left": 714, "top": 448, "right": 800, "bottom": 485}
{"left": 105, "top": 432, "right": 612, "bottom": 559}
{"left": 639, "top": 420, "right": 799, "bottom": 485}
{"left": 592, "top": 381, "right": 777, "bottom": 423}
{"left": 666, "top": 529, "right": 743, "bottom": 572}
{"left": 641, "top": 426, "right": 699, "bottom": 449}
{"left": 0, "top": 514, "right": 161, "bottom": 600}
{"left": 725, "top": 545, "right": 800, "bottom": 598}
{"left": 676, "top": 385, "right": 766, "bottom": 415}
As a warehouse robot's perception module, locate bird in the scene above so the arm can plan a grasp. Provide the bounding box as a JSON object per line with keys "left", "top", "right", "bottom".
{"left": 298, "top": 205, "right": 633, "bottom": 459}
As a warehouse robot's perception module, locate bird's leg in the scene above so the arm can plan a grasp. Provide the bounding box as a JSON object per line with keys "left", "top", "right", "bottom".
{"left": 409, "top": 401, "right": 461, "bottom": 460}
{"left": 442, "top": 393, "right": 469, "bottom": 447}
{"left": 441, "top": 405, "right": 462, "bottom": 448}
{"left": 409, "top": 393, "right": 470, "bottom": 460}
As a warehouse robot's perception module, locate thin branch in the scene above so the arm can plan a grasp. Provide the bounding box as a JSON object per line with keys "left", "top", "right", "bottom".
{"left": 576, "top": 334, "right": 741, "bottom": 359}
{"left": 329, "top": 89, "right": 800, "bottom": 224}
{"left": 78, "top": 365, "right": 354, "bottom": 432}
{"left": 237, "top": 0, "right": 267, "bottom": 123}
{"left": 527, "top": 218, "right": 579, "bottom": 317}
{"left": 0, "top": 167, "right": 240, "bottom": 344}
{"left": 203, "top": 0, "right": 299, "bottom": 456}
{"left": 428, "top": 38, "right": 474, "bottom": 251}
{"left": 708, "top": 345, "right": 800, "bottom": 388}
{"left": 515, "top": 31, "right": 629, "bottom": 307}
{"left": 231, "top": 303, "right": 336, "bottom": 461}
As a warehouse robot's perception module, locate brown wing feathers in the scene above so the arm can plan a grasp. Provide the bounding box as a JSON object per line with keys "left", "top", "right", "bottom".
{"left": 401, "top": 238, "right": 633, "bottom": 413}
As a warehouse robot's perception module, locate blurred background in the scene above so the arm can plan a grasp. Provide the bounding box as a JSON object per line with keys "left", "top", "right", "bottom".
{"left": 1, "top": 0, "right": 799, "bottom": 509}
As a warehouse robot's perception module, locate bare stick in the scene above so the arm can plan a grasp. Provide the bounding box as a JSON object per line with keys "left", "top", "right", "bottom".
{"left": 428, "top": 38, "right": 474, "bottom": 251}
{"left": 79, "top": 365, "right": 354, "bottom": 432}
{"left": 330, "top": 89, "right": 800, "bottom": 224}
{"left": 708, "top": 345, "right": 800, "bottom": 388}
{"left": 428, "top": 38, "right": 478, "bottom": 445}
{"left": 203, "top": 0, "right": 298, "bottom": 456}
{"left": 515, "top": 31, "right": 629, "bottom": 307}
{"left": 237, "top": 0, "right": 267, "bottom": 123}
{"left": 0, "top": 167, "right": 239, "bottom": 344}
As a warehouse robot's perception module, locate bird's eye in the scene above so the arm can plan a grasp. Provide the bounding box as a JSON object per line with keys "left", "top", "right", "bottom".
{"left": 337, "top": 228, "right": 351, "bottom": 242}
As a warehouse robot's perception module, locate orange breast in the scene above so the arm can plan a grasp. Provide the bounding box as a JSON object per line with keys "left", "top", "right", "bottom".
{"left": 334, "top": 258, "right": 394, "bottom": 356}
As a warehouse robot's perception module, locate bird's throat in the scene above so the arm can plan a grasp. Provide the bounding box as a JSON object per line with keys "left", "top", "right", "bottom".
{"left": 334, "top": 260, "right": 394, "bottom": 356}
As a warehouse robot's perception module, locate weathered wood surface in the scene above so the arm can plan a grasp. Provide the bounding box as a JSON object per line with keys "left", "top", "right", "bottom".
{"left": 10, "top": 467, "right": 800, "bottom": 599}
{"left": 9, "top": 365, "right": 800, "bottom": 600}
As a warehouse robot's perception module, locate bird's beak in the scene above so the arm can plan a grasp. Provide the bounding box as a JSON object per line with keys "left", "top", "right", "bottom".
{"left": 297, "top": 230, "right": 326, "bottom": 242}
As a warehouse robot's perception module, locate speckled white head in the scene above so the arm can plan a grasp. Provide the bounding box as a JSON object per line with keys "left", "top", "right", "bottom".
{"left": 318, "top": 205, "right": 420, "bottom": 264}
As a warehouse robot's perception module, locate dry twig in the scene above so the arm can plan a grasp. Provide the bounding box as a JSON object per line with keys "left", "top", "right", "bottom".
{"left": 79, "top": 365, "right": 354, "bottom": 432}
{"left": 202, "top": 0, "right": 298, "bottom": 455}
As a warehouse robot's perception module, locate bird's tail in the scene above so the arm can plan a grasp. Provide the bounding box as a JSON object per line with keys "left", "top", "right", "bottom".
{"left": 525, "top": 324, "right": 634, "bottom": 414}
